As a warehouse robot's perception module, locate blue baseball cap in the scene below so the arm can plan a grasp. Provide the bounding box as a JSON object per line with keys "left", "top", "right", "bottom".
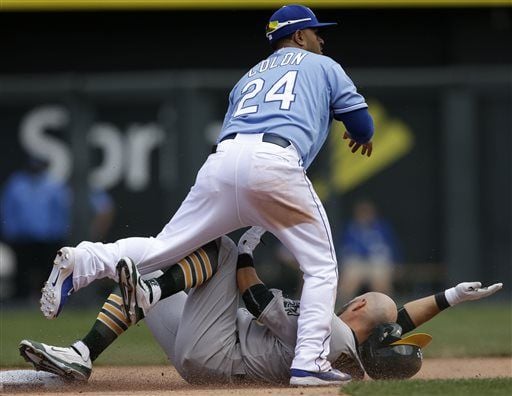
{"left": 266, "top": 4, "right": 337, "bottom": 44}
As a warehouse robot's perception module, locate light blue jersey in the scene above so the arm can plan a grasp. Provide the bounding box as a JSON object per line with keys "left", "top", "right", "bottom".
{"left": 218, "top": 47, "right": 367, "bottom": 169}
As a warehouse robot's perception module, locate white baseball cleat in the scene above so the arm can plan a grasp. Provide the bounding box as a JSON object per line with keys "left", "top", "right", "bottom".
{"left": 40, "top": 247, "right": 75, "bottom": 319}
{"left": 117, "top": 257, "right": 161, "bottom": 325}
{"left": 289, "top": 368, "right": 351, "bottom": 386}
{"left": 238, "top": 226, "right": 266, "bottom": 256}
{"left": 19, "top": 340, "right": 92, "bottom": 381}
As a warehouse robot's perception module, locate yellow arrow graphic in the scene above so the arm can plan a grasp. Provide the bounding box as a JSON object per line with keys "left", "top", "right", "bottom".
{"left": 313, "top": 100, "right": 415, "bottom": 197}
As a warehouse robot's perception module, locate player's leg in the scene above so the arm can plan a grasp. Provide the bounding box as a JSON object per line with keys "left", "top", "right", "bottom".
{"left": 143, "top": 292, "right": 187, "bottom": 367}
{"left": 42, "top": 149, "right": 243, "bottom": 318}
{"left": 83, "top": 240, "right": 219, "bottom": 359}
{"left": 21, "top": 286, "right": 179, "bottom": 382}
{"left": 40, "top": 238, "right": 167, "bottom": 319}
{"left": 21, "top": 242, "right": 221, "bottom": 380}
{"left": 172, "top": 236, "right": 244, "bottom": 384}
{"left": 82, "top": 250, "right": 217, "bottom": 362}
{"left": 117, "top": 240, "right": 219, "bottom": 324}
{"left": 20, "top": 286, "right": 128, "bottom": 381}
{"left": 236, "top": 141, "right": 346, "bottom": 382}
{"left": 268, "top": 222, "right": 352, "bottom": 385}
{"left": 267, "top": 221, "right": 338, "bottom": 368}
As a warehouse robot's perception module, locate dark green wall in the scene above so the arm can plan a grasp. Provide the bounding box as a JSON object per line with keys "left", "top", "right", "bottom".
{"left": 1, "top": 7, "right": 511, "bottom": 73}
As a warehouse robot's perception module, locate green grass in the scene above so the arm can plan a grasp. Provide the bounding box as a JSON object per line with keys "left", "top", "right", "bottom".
{"left": 343, "top": 378, "right": 512, "bottom": 396}
{"left": 0, "top": 309, "right": 167, "bottom": 367}
{"left": 412, "top": 302, "right": 512, "bottom": 358}
{"left": 1, "top": 302, "right": 510, "bottom": 367}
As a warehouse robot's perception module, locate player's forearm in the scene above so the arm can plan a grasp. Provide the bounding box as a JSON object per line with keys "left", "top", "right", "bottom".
{"left": 400, "top": 295, "right": 441, "bottom": 331}
{"left": 398, "top": 281, "right": 503, "bottom": 333}
{"left": 236, "top": 253, "right": 266, "bottom": 293}
{"left": 236, "top": 254, "right": 274, "bottom": 318}
{"left": 399, "top": 288, "right": 457, "bottom": 332}
{"left": 237, "top": 266, "right": 265, "bottom": 294}
{"left": 335, "top": 108, "right": 374, "bottom": 143}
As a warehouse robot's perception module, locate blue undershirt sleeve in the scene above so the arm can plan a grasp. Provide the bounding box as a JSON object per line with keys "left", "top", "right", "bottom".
{"left": 334, "top": 108, "right": 374, "bottom": 144}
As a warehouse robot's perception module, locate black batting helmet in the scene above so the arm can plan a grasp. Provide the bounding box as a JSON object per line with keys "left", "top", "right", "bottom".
{"left": 359, "top": 323, "right": 432, "bottom": 380}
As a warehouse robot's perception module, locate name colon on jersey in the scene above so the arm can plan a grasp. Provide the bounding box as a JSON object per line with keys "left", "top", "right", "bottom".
{"left": 248, "top": 52, "right": 308, "bottom": 77}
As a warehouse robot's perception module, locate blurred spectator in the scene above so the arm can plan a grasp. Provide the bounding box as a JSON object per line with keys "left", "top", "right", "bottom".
{"left": 0, "top": 156, "right": 114, "bottom": 302}
{"left": 89, "top": 189, "right": 115, "bottom": 242}
{"left": 1, "top": 157, "right": 69, "bottom": 301}
{"left": 0, "top": 242, "right": 17, "bottom": 300}
{"left": 336, "top": 199, "right": 401, "bottom": 305}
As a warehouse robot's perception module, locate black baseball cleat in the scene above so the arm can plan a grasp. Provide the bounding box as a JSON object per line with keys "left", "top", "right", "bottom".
{"left": 117, "top": 257, "right": 161, "bottom": 325}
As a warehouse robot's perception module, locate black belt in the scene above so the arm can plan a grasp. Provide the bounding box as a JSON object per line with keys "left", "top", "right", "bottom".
{"left": 212, "top": 133, "right": 290, "bottom": 153}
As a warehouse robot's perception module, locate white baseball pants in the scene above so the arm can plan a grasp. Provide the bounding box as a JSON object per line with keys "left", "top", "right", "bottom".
{"left": 72, "top": 133, "right": 338, "bottom": 372}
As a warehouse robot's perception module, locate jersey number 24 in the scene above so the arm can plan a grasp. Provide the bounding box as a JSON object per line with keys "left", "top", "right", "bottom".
{"left": 233, "top": 71, "right": 298, "bottom": 117}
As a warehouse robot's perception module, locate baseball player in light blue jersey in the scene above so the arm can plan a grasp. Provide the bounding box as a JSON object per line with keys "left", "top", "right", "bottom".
{"left": 219, "top": 31, "right": 370, "bottom": 170}
{"left": 218, "top": 4, "right": 374, "bottom": 384}
{"left": 39, "top": 4, "right": 373, "bottom": 386}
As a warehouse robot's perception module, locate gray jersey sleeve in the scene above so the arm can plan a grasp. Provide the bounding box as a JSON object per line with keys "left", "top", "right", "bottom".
{"left": 257, "top": 289, "right": 299, "bottom": 347}
{"left": 329, "top": 316, "right": 366, "bottom": 379}
{"left": 258, "top": 289, "right": 365, "bottom": 378}
{"left": 238, "top": 288, "right": 365, "bottom": 383}
{"left": 235, "top": 289, "right": 299, "bottom": 383}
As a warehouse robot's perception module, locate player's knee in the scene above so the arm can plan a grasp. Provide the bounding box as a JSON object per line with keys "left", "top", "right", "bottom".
{"left": 174, "top": 351, "right": 202, "bottom": 383}
{"left": 175, "top": 347, "right": 204, "bottom": 375}
{"left": 176, "top": 352, "right": 225, "bottom": 385}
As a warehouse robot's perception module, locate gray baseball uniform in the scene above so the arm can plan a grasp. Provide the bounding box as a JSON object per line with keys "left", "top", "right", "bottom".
{"left": 144, "top": 236, "right": 364, "bottom": 384}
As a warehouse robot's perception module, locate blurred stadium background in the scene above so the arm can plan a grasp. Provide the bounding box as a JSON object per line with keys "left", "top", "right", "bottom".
{"left": 0, "top": 0, "right": 510, "bottom": 311}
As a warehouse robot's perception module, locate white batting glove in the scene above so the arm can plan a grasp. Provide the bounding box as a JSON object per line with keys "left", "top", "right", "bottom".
{"left": 445, "top": 282, "right": 503, "bottom": 306}
{"left": 238, "top": 226, "right": 266, "bottom": 257}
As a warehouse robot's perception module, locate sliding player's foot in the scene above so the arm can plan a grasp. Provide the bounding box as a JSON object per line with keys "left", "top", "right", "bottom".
{"left": 19, "top": 339, "right": 92, "bottom": 381}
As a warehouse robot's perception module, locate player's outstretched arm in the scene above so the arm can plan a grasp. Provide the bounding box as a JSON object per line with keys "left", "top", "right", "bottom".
{"left": 397, "top": 281, "right": 503, "bottom": 333}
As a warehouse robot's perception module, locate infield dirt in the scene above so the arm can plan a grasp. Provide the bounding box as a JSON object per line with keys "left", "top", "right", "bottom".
{"left": 3, "top": 357, "right": 511, "bottom": 395}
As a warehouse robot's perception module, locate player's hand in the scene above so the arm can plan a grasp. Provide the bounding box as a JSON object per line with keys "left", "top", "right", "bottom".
{"left": 343, "top": 131, "right": 372, "bottom": 157}
{"left": 238, "top": 226, "right": 266, "bottom": 256}
{"left": 445, "top": 281, "right": 503, "bottom": 306}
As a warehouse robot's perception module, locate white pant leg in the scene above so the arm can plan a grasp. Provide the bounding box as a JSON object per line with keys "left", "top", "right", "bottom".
{"left": 73, "top": 237, "right": 162, "bottom": 289}
{"left": 71, "top": 132, "right": 337, "bottom": 374}
{"left": 269, "top": 208, "right": 337, "bottom": 372}
{"left": 234, "top": 136, "right": 337, "bottom": 373}
{"left": 71, "top": 149, "right": 246, "bottom": 291}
